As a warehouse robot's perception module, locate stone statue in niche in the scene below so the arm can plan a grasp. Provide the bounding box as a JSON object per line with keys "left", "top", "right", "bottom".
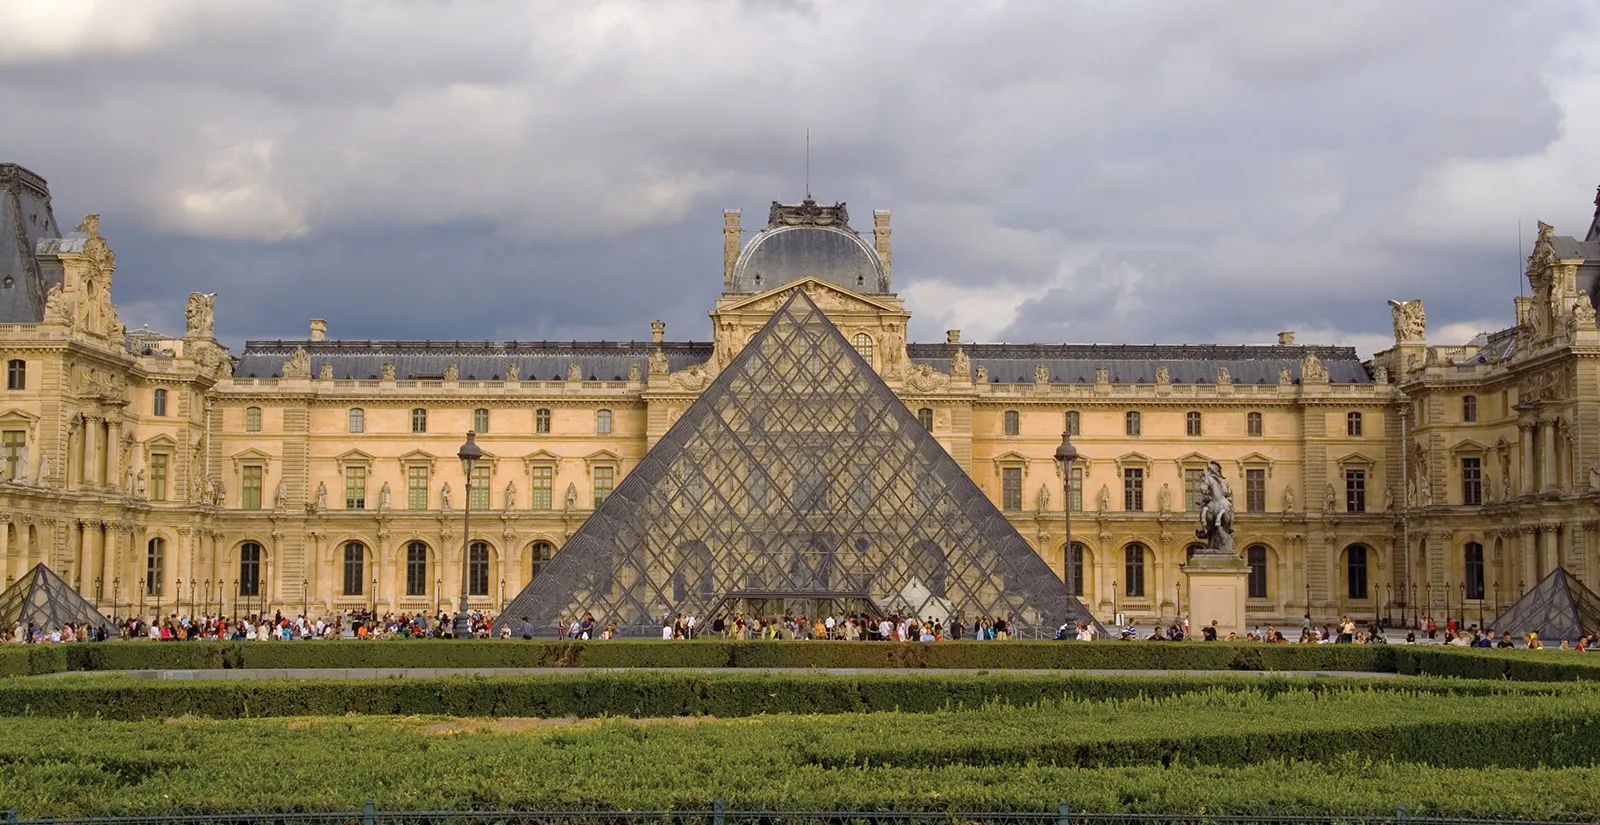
{"left": 440, "top": 482, "right": 452, "bottom": 510}
{"left": 627, "top": 364, "right": 641, "bottom": 382}
{"left": 1096, "top": 484, "right": 1110, "bottom": 512}
{"left": 34, "top": 452, "right": 50, "bottom": 487}
{"left": 1279, "top": 367, "right": 1293, "bottom": 385}
{"left": 1420, "top": 474, "right": 1432, "bottom": 506}
{"left": 1036, "top": 484, "right": 1049, "bottom": 511}
{"left": 951, "top": 347, "right": 970, "bottom": 380}
{"left": 381, "top": 363, "right": 396, "bottom": 380}
{"left": 276, "top": 479, "right": 289, "bottom": 509}
{"left": 1158, "top": 483, "right": 1173, "bottom": 513}
{"left": 443, "top": 364, "right": 459, "bottom": 382}
{"left": 1383, "top": 485, "right": 1394, "bottom": 512}
{"left": 649, "top": 349, "right": 669, "bottom": 375}
{"left": 505, "top": 480, "right": 517, "bottom": 510}
{"left": 1192, "top": 461, "right": 1236, "bottom": 556}
{"left": 567, "top": 364, "right": 583, "bottom": 382}
{"left": 135, "top": 468, "right": 146, "bottom": 498}
{"left": 1322, "top": 484, "right": 1336, "bottom": 513}
{"left": 10, "top": 441, "right": 29, "bottom": 484}
{"left": 1282, "top": 485, "right": 1295, "bottom": 512}
{"left": 565, "top": 482, "right": 579, "bottom": 510}
{"left": 505, "top": 362, "right": 519, "bottom": 382}
{"left": 379, "top": 482, "right": 391, "bottom": 510}
{"left": 319, "top": 363, "right": 334, "bottom": 381}
{"left": 314, "top": 481, "right": 328, "bottom": 511}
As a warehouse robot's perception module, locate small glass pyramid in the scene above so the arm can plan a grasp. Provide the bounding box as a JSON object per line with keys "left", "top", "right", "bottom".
{"left": 496, "top": 289, "right": 1098, "bottom": 636}
{"left": 1490, "top": 566, "right": 1600, "bottom": 643}
{"left": 0, "top": 563, "right": 114, "bottom": 634}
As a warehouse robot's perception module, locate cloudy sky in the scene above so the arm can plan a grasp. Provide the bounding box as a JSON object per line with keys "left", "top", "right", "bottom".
{"left": 3, "top": 0, "right": 1598, "bottom": 357}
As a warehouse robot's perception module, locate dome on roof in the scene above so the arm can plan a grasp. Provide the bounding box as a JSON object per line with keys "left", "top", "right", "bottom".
{"left": 728, "top": 198, "right": 888, "bottom": 294}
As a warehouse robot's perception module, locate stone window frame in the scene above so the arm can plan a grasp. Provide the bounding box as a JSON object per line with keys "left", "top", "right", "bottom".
{"left": 410, "top": 408, "right": 428, "bottom": 433}
{"left": 230, "top": 448, "right": 272, "bottom": 511}
{"left": 1335, "top": 451, "right": 1377, "bottom": 513}
{"left": 5, "top": 358, "right": 24, "bottom": 391}
{"left": 1346, "top": 411, "right": 1363, "bottom": 437}
{"left": 596, "top": 408, "right": 613, "bottom": 435}
{"left": 1065, "top": 410, "right": 1080, "bottom": 437}
{"left": 244, "top": 406, "right": 262, "bottom": 433}
{"left": 348, "top": 407, "right": 365, "bottom": 433}
{"left": 1185, "top": 411, "right": 1203, "bottom": 437}
{"left": 336, "top": 449, "right": 376, "bottom": 510}
{"left": 1449, "top": 439, "right": 1489, "bottom": 507}
{"left": 524, "top": 450, "right": 562, "bottom": 510}
{"left": 398, "top": 449, "right": 436, "bottom": 511}
{"left": 1003, "top": 410, "right": 1020, "bottom": 437}
{"left": 144, "top": 434, "right": 179, "bottom": 503}
{"left": 585, "top": 449, "right": 622, "bottom": 507}
{"left": 1233, "top": 452, "right": 1275, "bottom": 512}
{"left": 0, "top": 408, "right": 37, "bottom": 482}
{"left": 153, "top": 388, "right": 168, "bottom": 417}
{"left": 1246, "top": 411, "right": 1263, "bottom": 438}
{"left": 1462, "top": 394, "right": 1478, "bottom": 423}
{"left": 1115, "top": 452, "right": 1151, "bottom": 512}
{"left": 535, "top": 408, "right": 552, "bottom": 434}
{"left": 1125, "top": 410, "right": 1141, "bottom": 437}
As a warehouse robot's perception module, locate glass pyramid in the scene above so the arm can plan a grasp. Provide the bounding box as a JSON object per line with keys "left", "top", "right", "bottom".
{"left": 496, "top": 289, "right": 1097, "bottom": 637}
{"left": 1490, "top": 566, "right": 1600, "bottom": 644}
{"left": 0, "top": 563, "right": 114, "bottom": 634}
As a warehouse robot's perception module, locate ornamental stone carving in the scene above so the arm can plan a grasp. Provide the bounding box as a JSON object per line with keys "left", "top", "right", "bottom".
{"left": 628, "top": 363, "right": 642, "bottom": 382}
{"left": 381, "top": 363, "right": 396, "bottom": 380}
{"left": 649, "top": 349, "right": 669, "bottom": 376}
{"left": 905, "top": 363, "right": 950, "bottom": 393}
{"left": 1216, "top": 367, "right": 1230, "bottom": 385}
{"left": 1095, "top": 367, "right": 1109, "bottom": 384}
{"left": 185, "top": 292, "right": 216, "bottom": 338}
{"left": 283, "top": 347, "right": 311, "bottom": 380}
{"left": 975, "top": 366, "right": 988, "bottom": 383}
{"left": 444, "top": 363, "right": 459, "bottom": 382}
{"left": 1154, "top": 366, "right": 1170, "bottom": 384}
{"left": 504, "top": 362, "right": 518, "bottom": 381}
{"left": 319, "top": 363, "right": 334, "bottom": 381}
{"left": 951, "top": 347, "right": 970, "bottom": 381}
{"left": 567, "top": 363, "right": 583, "bottom": 382}
{"left": 670, "top": 362, "right": 715, "bottom": 391}
{"left": 1388, "top": 299, "right": 1426, "bottom": 342}
{"left": 1300, "top": 353, "right": 1328, "bottom": 383}
{"left": 1035, "top": 364, "right": 1050, "bottom": 385}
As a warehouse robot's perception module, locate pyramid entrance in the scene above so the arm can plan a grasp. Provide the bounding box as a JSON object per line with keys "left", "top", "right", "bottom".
{"left": 495, "top": 289, "right": 1096, "bottom": 637}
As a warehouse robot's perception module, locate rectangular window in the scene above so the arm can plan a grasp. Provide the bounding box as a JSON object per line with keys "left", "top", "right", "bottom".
{"left": 535, "top": 408, "right": 551, "bottom": 434}
{"left": 241, "top": 465, "right": 262, "bottom": 510}
{"left": 1125, "top": 411, "right": 1140, "bottom": 436}
{"left": 1, "top": 430, "right": 23, "bottom": 481}
{"left": 1123, "top": 468, "right": 1144, "bottom": 511}
{"left": 6, "top": 359, "right": 24, "bottom": 390}
{"left": 150, "top": 453, "right": 168, "bottom": 501}
{"left": 406, "top": 545, "right": 427, "bottom": 597}
{"left": 1245, "top": 468, "right": 1266, "bottom": 513}
{"left": 1186, "top": 411, "right": 1202, "bottom": 437}
{"left": 473, "top": 408, "right": 489, "bottom": 433}
{"left": 345, "top": 465, "right": 366, "bottom": 509}
{"left": 411, "top": 408, "right": 427, "bottom": 433}
{"left": 1002, "top": 467, "right": 1022, "bottom": 510}
{"left": 1247, "top": 412, "right": 1263, "bottom": 437}
{"left": 1465, "top": 543, "right": 1486, "bottom": 600}
{"left": 1184, "top": 468, "right": 1204, "bottom": 512}
{"left": 245, "top": 407, "right": 262, "bottom": 433}
{"left": 593, "top": 466, "right": 614, "bottom": 506}
{"left": 1065, "top": 411, "right": 1080, "bottom": 437}
{"left": 407, "top": 466, "right": 429, "bottom": 509}
{"left": 1345, "top": 469, "right": 1366, "bottom": 513}
{"left": 1462, "top": 395, "right": 1477, "bottom": 423}
{"left": 348, "top": 408, "right": 364, "bottom": 433}
{"left": 1462, "top": 457, "right": 1482, "bottom": 506}
{"left": 1069, "top": 465, "right": 1083, "bottom": 512}
{"left": 596, "top": 409, "right": 612, "bottom": 434}
{"left": 343, "top": 545, "right": 364, "bottom": 596}
{"left": 531, "top": 465, "right": 553, "bottom": 509}
{"left": 469, "top": 463, "right": 491, "bottom": 510}
{"left": 1247, "top": 545, "right": 1269, "bottom": 599}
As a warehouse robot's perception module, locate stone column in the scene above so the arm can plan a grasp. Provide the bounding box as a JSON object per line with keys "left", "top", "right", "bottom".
{"left": 1540, "top": 419, "right": 1559, "bottom": 493}
{"left": 106, "top": 418, "right": 122, "bottom": 492}
{"left": 1, "top": 515, "right": 12, "bottom": 583}
{"left": 1519, "top": 424, "right": 1535, "bottom": 496}
{"left": 1559, "top": 521, "right": 1575, "bottom": 574}
{"left": 1541, "top": 525, "right": 1561, "bottom": 578}
{"left": 80, "top": 415, "right": 97, "bottom": 486}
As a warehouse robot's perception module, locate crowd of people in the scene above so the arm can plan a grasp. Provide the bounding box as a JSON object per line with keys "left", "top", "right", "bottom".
{"left": 4, "top": 609, "right": 1595, "bottom": 650}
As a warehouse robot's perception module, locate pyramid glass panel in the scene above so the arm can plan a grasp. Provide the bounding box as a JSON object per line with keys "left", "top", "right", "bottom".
{"left": 495, "top": 290, "right": 1097, "bottom": 636}
{"left": 1490, "top": 566, "right": 1600, "bottom": 644}
{"left": 0, "top": 563, "right": 114, "bottom": 634}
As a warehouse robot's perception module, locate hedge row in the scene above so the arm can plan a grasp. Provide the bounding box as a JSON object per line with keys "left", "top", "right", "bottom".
{"left": 4, "top": 639, "right": 1599, "bottom": 680}
{"left": 4, "top": 690, "right": 1600, "bottom": 817}
{"left": 1, "top": 671, "right": 1579, "bottom": 721}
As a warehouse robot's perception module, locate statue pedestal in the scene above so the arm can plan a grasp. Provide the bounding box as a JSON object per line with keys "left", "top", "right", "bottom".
{"left": 1183, "top": 554, "right": 1250, "bottom": 639}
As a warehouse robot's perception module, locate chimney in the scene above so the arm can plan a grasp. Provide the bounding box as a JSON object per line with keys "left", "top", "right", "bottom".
{"left": 1277, "top": 331, "right": 1295, "bottom": 346}
{"left": 946, "top": 329, "right": 961, "bottom": 345}
{"left": 310, "top": 319, "right": 326, "bottom": 342}
{"left": 651, "top": 320, "right": 665, "bottom": 344}
{"left": 723, "top": 210, "right": 741, "bottom": 291}
{"left": 873, "top": 209, "right": 892, "bottom": 287}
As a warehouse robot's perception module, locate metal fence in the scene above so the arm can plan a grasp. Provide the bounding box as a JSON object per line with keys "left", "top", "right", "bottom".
{"left": 1, "top": 805, "right": 1584, "bottom": 825}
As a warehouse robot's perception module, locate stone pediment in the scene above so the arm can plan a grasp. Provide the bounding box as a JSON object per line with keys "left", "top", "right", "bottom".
{"left": 718, "top": 277, "right": 901, "bottom": 316}
{"left": 230, "top": 447, "right": 272, "bottom": 472}
{"left": 397, "top": 449, "right": 437, "bottom": 468}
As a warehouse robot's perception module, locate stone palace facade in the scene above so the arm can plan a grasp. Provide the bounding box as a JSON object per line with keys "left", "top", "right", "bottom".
{"left": 2, "top": 160, "right": 1599, "bottom": 630}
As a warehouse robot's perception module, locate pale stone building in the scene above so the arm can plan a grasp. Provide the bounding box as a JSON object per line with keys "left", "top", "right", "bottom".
{"left": 2, "top": 160, "right": 1597, "bottom": 631}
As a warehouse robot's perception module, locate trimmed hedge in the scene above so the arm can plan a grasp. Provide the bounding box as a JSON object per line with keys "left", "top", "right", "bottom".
{"left": 4, "top": 689, "right": 1600, "bottom": 817}
{"left": 5, "top": 639, "right": 1600, "bottom": 680}
{"left": 0, "top": 671, "right": 1578, "bottom": 721}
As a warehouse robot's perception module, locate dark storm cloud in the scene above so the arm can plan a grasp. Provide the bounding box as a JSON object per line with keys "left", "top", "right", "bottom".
{"left": 1, "top": 0, "right": 1596, "bottom": 355}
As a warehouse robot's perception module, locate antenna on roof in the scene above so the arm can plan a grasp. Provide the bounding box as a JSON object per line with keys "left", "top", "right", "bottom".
{"left": 805, "top": 128, "right": 811, "bottom": 199}
{"left": 1518, "top": 218, "right": 1525, "bottom": 298}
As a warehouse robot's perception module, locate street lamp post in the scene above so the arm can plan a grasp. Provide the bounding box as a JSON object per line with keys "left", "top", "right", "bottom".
{"left": 233, "top": 579, "right": 239, "bottom": 621}
{"left": 455, "top": 432, "right": 482, "bottom": 640}
{"left": 139, "top": 580, "right": 146, "bottom": 623}
{"left": 1458, "top": 582, "right": 1466, "bottom": 627}
{"left": 301, "top": 579, "right": 308, "bottom": 618}
{"left": 95, "top": 577, "right": 102, "bottom": 607}
{"left": 112, "top": 577, "right": 120, "bottom": 624}
{"left": 1053, "top": 431, "right": 1079, "bottom": 621}
{"left": 175, "top": 578, "right": 182, "bottom": 621}
{"left": 204, "top": 580, "right": 212, "bottom": 617}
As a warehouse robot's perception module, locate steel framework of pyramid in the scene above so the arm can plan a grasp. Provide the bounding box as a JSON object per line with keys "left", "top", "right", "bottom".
{"left": 0, "top": 563, "right": 114, "bottom": 633}
{"left": 494, "top": 289, "right": 1098, "bottom": 637}
{"left": 1490, "top": 566, "right": 1600, "bottom": 644}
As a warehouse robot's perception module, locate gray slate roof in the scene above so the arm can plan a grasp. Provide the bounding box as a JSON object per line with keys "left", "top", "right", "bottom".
{"left": 730, "top": 224, "right": 888, "bottom": 294}
{"left": 908, "top": 343, "right": 1372, "bottom": 384}
{"left": 0, "top": 164, "right": 61, "bottom": 325}
{"left": 1551, "top": 236, "right": 1600, "bottom": 260}
{"left": 234, "top": 340, "right": 714, "bottom": 380}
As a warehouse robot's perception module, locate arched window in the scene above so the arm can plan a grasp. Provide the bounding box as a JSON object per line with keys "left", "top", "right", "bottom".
{"left": 528, "top": 541, "right": 554, "bottom": 581}
{"left": 1247, "top": 411, "right": 1262, "bottom": 437}
{"left": 473, "top": 408, "right": 490, "bottom": 433}
{"left": 1124, "top": 543, "right": 1146, "bottom": 597}
{"left": 153, "top": 388, "right": 167, "bottom": 417}
{"left": 239, "top": 542, "right": 262, "bottom": 597}
{"left": 342, "top": 542, "right": 365, "bottom": 596}
{"left": 468, "top": 541, "right": 491, "bottom": 597}
{"left": 245, "top": 407, "right": 262, "bottom": 433}
{"left": 596, "top": 409, "right": 612, "bottom": 435}
{"left": 411, "top": 408, "right": 427, "bottom": 433}
{"left": 1247, "top": 544, "right": 1268, "bottom": 599}
{"left": 405, "top": 541, "right": 428, "bottom": 597}
{"left": 1066, "top": 542, "right": 1085, "bottom": 597}
{"left": 1186, "top": 411, "right": 1202, "bottom": 437}
{"left": 1346, "top": 411, "right": 1362, "bottom": 437}
{"left": 1462, "top": 395, "right": 1477, "bottom": 423}
{"left": 1465, "top": 541, "right": 1485, "bottom": 600}
{"left": 348, "top": 408, "right": 364, "bottom": 433}
{"left": 146, "top": 538, "right": 165, "bottom": 596}
{"left": 535, "top": 408, "right": 551, "bottom": 434}
{"left": 1346, "top": 544, "right": 1368, "bottom": 600}
{"left": 1125, "top": 411, "right": 1141, "bottom": 437}
{"left": 5, "top": 359, "right": 24, "bottom": 390}
{"left": 852, "top": 332, "right": 874, "bottom": 366}
{"left": 1065, "top": 411, "right": 1080, "bottom": 437}
{"left": 917, "top": 408, "right": 933, "bottom": 430}
{"left": 1003, "top": 410, "right": 1020, "bottom": 436}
